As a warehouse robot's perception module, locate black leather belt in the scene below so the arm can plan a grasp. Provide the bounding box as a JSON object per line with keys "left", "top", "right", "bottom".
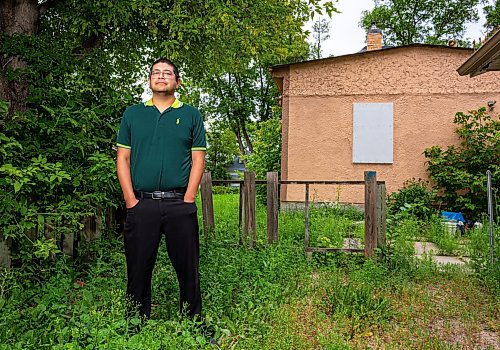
{"left": 134, "top": 189, "right": 185, "bottom": 200}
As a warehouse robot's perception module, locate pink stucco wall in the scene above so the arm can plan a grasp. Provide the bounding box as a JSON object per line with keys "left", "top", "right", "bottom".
{"left": 272, "top": 45, "right": 500, "bottom": 204}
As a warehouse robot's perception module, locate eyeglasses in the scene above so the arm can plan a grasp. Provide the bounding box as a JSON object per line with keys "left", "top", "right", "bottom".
{"left": 150, "top": 70, "right": 176, "bottom": 79}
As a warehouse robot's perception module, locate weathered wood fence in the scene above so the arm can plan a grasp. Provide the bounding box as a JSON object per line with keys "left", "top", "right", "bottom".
{"left": 0, "top": 208, "right": 117, "bottom": 267}
{"left": 0, "top": 171, "right": 387, "bottom": 267}
{"left": 201, "top": 170, "right": 387, "bottom": 257}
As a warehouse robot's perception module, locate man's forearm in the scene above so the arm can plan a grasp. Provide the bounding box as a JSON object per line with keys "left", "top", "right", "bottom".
{"left": 184, "top": 152, "right": 205, "bottom": 202}
{"left": 116, "top": 151, "right": 136, "bottom": 202}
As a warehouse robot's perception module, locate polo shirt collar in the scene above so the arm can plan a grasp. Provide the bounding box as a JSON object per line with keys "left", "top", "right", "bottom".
{"left": 144, "top": 98, "right": 183, "bottom": 108}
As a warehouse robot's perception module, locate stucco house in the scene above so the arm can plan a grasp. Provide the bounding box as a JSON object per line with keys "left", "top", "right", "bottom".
{"left": 270, "top": 28, "right": 500, "bottom": 204}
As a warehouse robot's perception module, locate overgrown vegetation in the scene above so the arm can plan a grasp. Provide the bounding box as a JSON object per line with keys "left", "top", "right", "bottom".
{"left": 1, "top": 194, "right": 498, "bottom": 349}
{"left": 424, "top": 107, "right": 499, "bottom": 217}
{"left": 385, "top": 106, "right": 498, "bottom": 293}
{"left": 386, "top": 179, "right": 499, "bottom": 294}
{"left": 0, "top": 0, "right": 335, "bottom": 264}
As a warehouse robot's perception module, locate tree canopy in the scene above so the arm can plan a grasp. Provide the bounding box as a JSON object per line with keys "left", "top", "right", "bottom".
{"left": 360, "top": 0, "right": 482, "bottom": 46}
{"left": 0, "top": 0, "right": 335, "bottom": 262}
{"left": 484, "top": 0, "right": 500, "bottom": 33}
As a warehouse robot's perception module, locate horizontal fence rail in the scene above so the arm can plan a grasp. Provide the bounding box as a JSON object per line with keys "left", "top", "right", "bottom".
{"left": 202, "top": 171, "right": 387, "bottom": 257}
{"left": 212, "top": 180, "right": 385, "bottom": 185}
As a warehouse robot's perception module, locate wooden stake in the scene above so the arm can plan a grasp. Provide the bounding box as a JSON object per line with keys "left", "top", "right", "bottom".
{"left": 377, "top": 183, "right": 387, "bottom": 249}
{"left": 200, "top": 171, "right": 215, "bottom": 238}
{"left": 364, "top": 171, "right": 377, "bottom": 257}
{"left": 244, "top": 171, "right": 256, "bottom": 247}
{"left": 267, "top": 172, "right": 279, "bottom": 244}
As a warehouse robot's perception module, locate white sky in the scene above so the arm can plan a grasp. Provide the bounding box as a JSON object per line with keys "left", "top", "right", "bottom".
{"left": 309, "top": 0, "right": 493, "bottom": 57}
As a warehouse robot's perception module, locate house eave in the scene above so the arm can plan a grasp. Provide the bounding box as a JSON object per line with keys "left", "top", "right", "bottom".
{"left": 457, "top": 28, "right": 500, "bottom": 77}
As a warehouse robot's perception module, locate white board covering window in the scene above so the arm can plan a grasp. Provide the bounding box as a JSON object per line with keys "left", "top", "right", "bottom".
{"left": 352, "top": 103, "right": 393, "bottom": 164}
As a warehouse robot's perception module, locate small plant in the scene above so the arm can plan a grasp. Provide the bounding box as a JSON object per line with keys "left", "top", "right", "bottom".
{"left": 387, "top": 179, "right": 437, "bottom": 221}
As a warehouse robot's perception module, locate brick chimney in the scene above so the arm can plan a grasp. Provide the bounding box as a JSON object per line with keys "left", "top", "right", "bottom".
{"left": 366, "top": 23, "right": 383, "bottom": 51}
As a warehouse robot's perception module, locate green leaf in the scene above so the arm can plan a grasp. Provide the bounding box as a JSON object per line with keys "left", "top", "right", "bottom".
{"left": 13, "top": 182, "right": 22, "bottom": 193}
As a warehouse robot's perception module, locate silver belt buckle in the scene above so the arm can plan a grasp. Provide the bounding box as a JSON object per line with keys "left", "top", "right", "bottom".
{"left": 152, "top": 191, "right": 162, "bottom": 199}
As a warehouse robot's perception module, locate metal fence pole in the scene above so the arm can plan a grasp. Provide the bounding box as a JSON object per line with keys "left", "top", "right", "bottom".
{"left": 304, "top": 183, "right": 310, "bottom": 249}
{"left": 486, "top": 170, "right": 495, "bottom": 264}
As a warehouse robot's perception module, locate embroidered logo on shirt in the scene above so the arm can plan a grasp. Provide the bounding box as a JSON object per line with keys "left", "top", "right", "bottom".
{"left": 176, "top": 118, "right": 180, "bottom": 125}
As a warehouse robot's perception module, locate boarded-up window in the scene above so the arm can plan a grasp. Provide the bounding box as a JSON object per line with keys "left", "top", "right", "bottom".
{"left": 352, "top": 103, "right": 393, "bottom": 164}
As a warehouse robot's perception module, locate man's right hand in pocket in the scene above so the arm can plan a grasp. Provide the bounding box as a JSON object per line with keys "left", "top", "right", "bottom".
{"left": 126, "top": 198, "right": 140, "bottom": 209}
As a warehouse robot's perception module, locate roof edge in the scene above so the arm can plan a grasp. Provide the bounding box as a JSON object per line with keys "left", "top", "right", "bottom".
{"left": 270, "top": 43, "right": 473, "bottom": 72}
{"left": 457, "top": 29, "right": 500, "bottom": 77}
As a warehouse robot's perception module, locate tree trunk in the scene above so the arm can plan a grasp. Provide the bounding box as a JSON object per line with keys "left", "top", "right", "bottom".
{"left": 240, "top": 119, "right": 254, "bottom": 154}
{"left": 0, "top": 0, "right": 39, "bottom": 115}
{"left": 234, "top": 126, "right": 246, "bottom": 157}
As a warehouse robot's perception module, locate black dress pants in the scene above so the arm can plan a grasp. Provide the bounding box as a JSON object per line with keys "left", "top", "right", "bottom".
{"left": 123, "top": 197, "right": 201, "bottom": 319}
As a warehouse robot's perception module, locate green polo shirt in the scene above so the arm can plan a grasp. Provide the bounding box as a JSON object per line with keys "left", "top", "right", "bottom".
{"left": 117, "top": 98, "right": 206, "bottom": 191}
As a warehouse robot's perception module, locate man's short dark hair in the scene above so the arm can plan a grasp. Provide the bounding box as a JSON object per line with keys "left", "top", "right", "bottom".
{"left": 149, "top": 58, "right": 180, "bottom": 81}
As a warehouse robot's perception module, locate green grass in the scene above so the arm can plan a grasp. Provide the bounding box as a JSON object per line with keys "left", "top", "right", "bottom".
{"left": 0, "top": 194, "right": 498, "bottom": 349}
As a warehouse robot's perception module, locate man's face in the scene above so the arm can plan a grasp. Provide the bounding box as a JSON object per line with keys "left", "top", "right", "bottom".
{"left": 149, "top": 62, "right": 180, "bottom": 94}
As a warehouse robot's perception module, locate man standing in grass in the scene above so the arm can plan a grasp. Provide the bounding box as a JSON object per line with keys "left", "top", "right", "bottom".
{"left": 116, "top": 58, "right": 206, "bottom": 320}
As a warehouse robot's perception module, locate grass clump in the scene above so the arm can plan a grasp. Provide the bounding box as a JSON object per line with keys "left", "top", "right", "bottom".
{"left": 324, "top": 280, "right": 392, "bottom": 339}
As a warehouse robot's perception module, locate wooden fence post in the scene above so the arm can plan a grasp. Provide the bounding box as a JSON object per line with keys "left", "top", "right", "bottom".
{"left": 244, "top": 171, "right": 256, "bottom": 248}
{"left": 377, "top": 183, "right": 387, "bottom": 249}
{"left": 43, "top": 216, "right": 58, "bottom": 261}
{"left": 239, "top": 181, "right": 244, "bottom": 245}
{"left": 62, "top": 232, "right": 75, "bottom": 258}
{"left": 364, "top": 171, "right": 378, "bottom": 257}
{"left": 267, "top": 172, "right": 279, "bottom": 244}
{"left": 200, "top": 171, "right": 215, "bottom": 238}
{"left": 0, "top": 234, "right": 11, "bottom": 268}
{"left": 83, "top": 215, "right": 100, "bottom": 241}
{"left": 105, "top": 207, "right": 116, "bottom": 231}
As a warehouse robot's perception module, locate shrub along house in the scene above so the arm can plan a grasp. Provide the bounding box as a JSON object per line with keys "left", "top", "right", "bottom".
{"left": 270, "top": 27, "right": 500, "bottom": 204}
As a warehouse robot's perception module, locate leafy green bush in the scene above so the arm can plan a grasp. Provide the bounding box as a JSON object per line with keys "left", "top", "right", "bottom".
{"left": 424, "top": 107, "right": 499, "bottom": 216}
{"left": 387, "top": 179, "right": 437, "bottom": 221}
{"left": 0, "top": 63, "right": 129, "bottom": 262}
{"left": 206, "top": 125, "right": 239, "bottom": 180}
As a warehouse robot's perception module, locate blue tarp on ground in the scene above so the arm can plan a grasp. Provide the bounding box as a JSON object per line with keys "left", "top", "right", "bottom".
{"left": 441, "top": 211, "right": 465, "bottom": 223}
